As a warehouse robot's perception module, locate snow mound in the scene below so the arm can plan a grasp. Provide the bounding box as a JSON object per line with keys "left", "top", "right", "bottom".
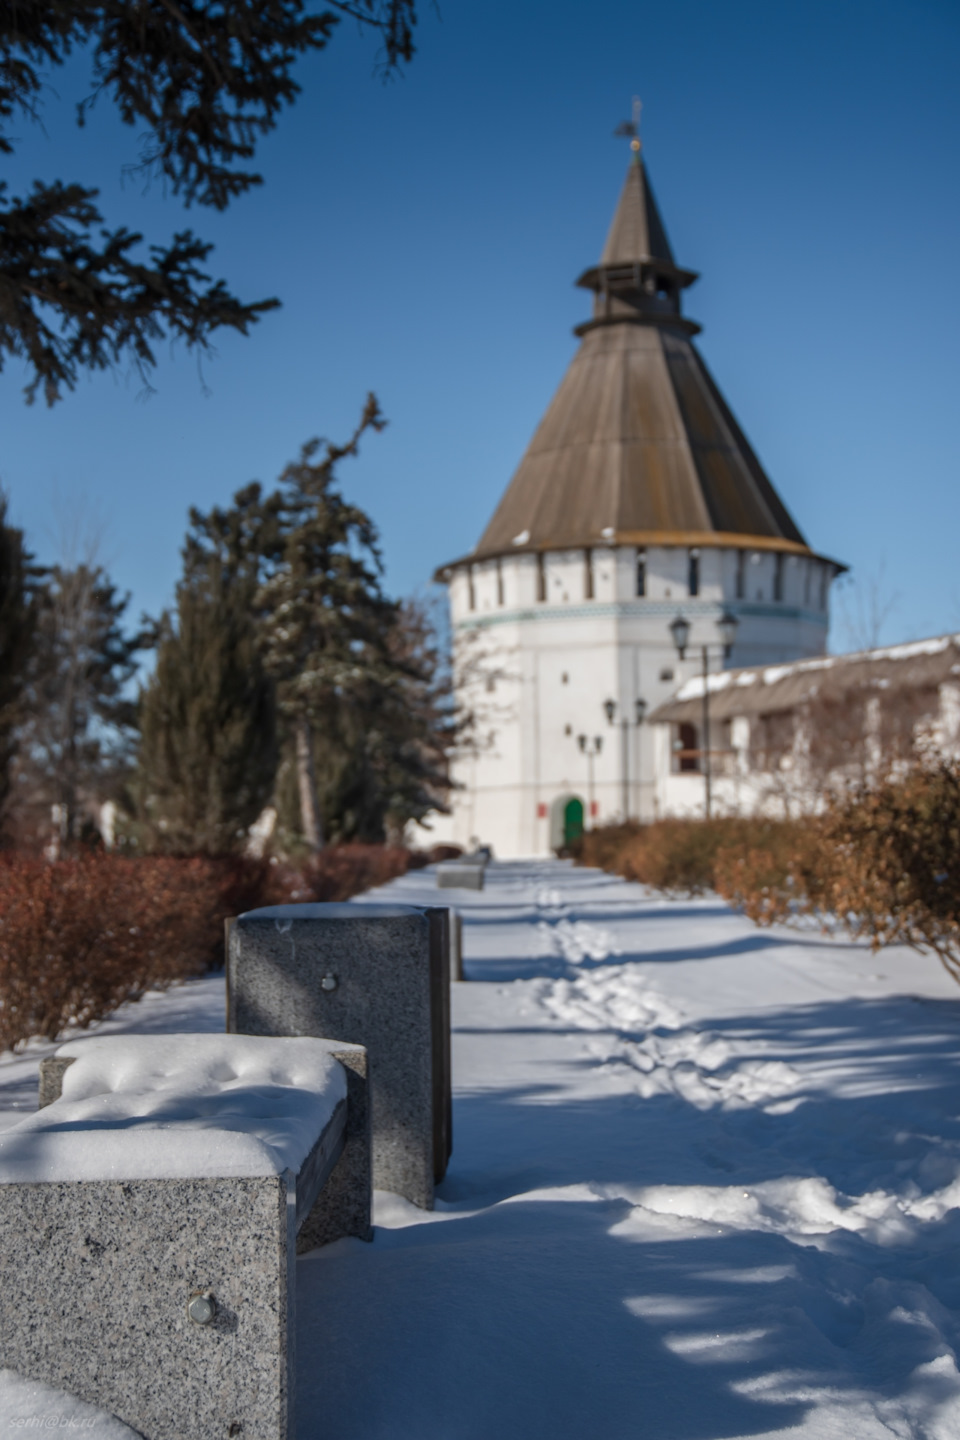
{"left": 0, "top": 1034, "right": 346, "bottom": 1183}
{"left": 0, "top": 1368, "right": 139, "bottom": 1436}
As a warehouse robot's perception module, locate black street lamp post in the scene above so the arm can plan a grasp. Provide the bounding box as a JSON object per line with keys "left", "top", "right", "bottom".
{"left": 669, "top": 611, "right": 739, "bottom": 819}
{"left": 603, "top": 696, "right": 649, "bottom": 822}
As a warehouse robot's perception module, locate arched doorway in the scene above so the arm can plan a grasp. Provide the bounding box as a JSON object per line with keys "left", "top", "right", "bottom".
{"left": 564, "top": 796, "right": 585, "bottom": 846}
{"left": 549, "top": 793, "right": 585, "bottom": 852}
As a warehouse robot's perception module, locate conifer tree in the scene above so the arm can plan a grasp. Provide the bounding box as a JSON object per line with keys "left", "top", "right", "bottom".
{"left": 134, "top": 400, "right": 453, "bottom": 855}
{"left": 257, "top": 396, "right": 396, "bottom": 851}
{"left": 0, "top": 492, "right": 37, "bottom": 826}
{"left": 18, "top": 562, "right": 143, "bottom": 848}
{"left": 311, "top": 598, "right": 453, "bottom": 842}
{"left": 135, "top": 484, "right": 278, "bottom": 853}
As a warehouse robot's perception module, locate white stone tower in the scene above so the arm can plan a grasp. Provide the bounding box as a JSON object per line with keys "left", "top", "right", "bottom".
{"left": 436, "top": 143, "right": 844, "bottom": 857}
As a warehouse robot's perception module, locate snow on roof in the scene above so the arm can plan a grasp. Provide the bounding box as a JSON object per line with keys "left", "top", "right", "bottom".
{"left": 0, "top": 1034, "right": 347, "bottom": 1185}
{"left": 653, "top": 632, "right": 960, "bottom": 724}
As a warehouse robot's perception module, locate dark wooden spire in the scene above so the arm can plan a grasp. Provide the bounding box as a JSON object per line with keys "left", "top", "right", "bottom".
{"left": 600, "top": 152, "right": 675, "bottom": 267}
{"left": 444, "top": 156, "right": 827, "bottom": 571}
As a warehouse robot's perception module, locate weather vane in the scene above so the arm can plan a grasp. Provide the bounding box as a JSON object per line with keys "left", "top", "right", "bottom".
{"left": 613, "top": 96, "right": 642, "bottom": 156}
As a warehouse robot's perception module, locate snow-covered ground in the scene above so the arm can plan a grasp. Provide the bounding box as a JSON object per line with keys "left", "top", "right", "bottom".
{"left": 4, "top": 859, "right": 960, "bottom": 1438}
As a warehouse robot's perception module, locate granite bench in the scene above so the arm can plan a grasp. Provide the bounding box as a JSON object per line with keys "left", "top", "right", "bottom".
{"left": 436, "top": 860, "right": 486, "bottom": 891}
{"left": 228, "top": 901, "right": 452, "bottom": 1210}
{"left": 0, "top": 1032, "right": 370, "bottom": 1440}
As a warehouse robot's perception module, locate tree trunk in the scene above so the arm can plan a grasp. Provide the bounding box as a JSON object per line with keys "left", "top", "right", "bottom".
{"left": 295, "top": 715, "right": 324, "bottom": 852}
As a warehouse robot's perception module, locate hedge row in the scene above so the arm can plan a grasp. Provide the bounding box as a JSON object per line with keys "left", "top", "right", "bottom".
{"left": 0, "top": 845, "right": 420, "bottom": 1053}
{"left": 575, "top": 759, "right": 960, "bottom": 985}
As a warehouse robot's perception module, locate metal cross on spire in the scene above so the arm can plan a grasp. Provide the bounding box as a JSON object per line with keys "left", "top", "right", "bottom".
{"left": 613, "top": 96, "right": 643, "bottom": 157}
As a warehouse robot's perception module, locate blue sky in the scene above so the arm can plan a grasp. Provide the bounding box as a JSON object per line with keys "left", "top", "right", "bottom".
{"left": 2, "top": 0, "right": 958, "bottom": 652}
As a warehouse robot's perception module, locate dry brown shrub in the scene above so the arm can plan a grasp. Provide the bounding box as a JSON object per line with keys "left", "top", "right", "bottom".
{"left": 813, "top": 761, "right": 960, "bottom": 982}
{"left": 576, "top": 818, "right": 804, "bottom": 896}
{"left": 716, "top": 763, "right": 960, "bottom": 983}
{"left": 713, "top": 821, "right": 824, "bottom": 925}
{"left": 0, "top": 844, "right": 419, "bottom": 1051}
{"left": 581, "top": 763, "right": 960, "bottom": 988}
{"left": 0, "top": 854, "right": 222, "bottom": 1052}
{"left": 260, "top": 844, "right": 416, "bottom": 905}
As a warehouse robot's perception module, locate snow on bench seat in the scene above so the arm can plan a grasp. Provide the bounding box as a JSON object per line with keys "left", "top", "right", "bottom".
{"left": 0, "top": 1032, "right": 369, "bottom": 1440}
{"left": 0, "top": 1033, "right": 347, "bottom": 1188}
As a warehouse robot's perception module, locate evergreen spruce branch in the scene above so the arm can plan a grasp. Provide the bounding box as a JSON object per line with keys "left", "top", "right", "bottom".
{"left": 2, "top": 5, "right": 416, "bottom": 398}
{"left": 3, "top": 4, "right": 416, "bottom": 209}
{"left": 325, "top": 0, "right": 416, "bottom": 71}
{"left": 0, "top": 5, "right": 80, "bottom": 154}
{"left": 0, "top": 179, "right": 278, "bottom": 403}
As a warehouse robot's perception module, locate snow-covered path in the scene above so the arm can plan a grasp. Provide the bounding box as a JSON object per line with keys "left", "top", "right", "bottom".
{"left": 5, "top": 859, "right": 960, "bottom": 1438}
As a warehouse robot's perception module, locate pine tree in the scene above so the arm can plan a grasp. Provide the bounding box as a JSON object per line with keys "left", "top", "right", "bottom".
{"left": 134, "top": 400, "right": 453, "bottom": 855}
{"left": 0, "top": 492, "right": 37, "bottom": 828}
{"left": 312, "top": 598, "right": 453, "bottom": 843}
{"left": 135, "top": 484, "right": 278, "bottom": 853}
{"left": 18, "top": 562, "right": 143, "bottom": 848}
{"left": 256, "top": 396, "right": 397, "bottom": 851}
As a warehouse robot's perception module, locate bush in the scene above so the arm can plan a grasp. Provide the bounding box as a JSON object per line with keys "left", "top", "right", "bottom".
{"left": 579, "top": 762, "right": 960, "bottom": 987}
{"left": 0, "top": 844, "right": 418, "bottom": 1052}
{"left": 713, "top": 821, "right": 824, "bottom": 926}
{"left": 575, "top": 817, "right": 803, "bottom": 895}
{"left": 815, "top": 762, "right": 960, "bottom": 982}
{"left": 714, "top": 764, "right": 960, "bottom": 981}
{"left": 262, "top": 844, "right": 416, "bottom": 905}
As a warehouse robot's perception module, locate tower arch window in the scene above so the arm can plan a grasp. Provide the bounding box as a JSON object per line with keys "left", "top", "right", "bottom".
{"left": 467, "top": 567, "right": 476, "bottom": 612}
{"left": 688, "top": 549, "right": 700, "bottom": 597}
{"left": 536, "top": 553, "right": 546, "bottom": 603}
{"left": 636, "top": 549, "right": 646, "bottom": 597}
{"left": 735, "top": 550, "right": 745, "bottom": 600}
{"left": 584, "top": 548, "right": 594, "bottom": 599}
{"left": 496, "top": 557, "right": 504, "bottom": 607}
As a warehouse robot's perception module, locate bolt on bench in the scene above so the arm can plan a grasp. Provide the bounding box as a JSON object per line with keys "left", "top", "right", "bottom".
{"left": 0, "top": 1033, "right": 369, "bottom": 1440}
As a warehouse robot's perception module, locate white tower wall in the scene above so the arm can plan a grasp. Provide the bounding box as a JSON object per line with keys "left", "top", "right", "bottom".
{"left": 440, "top": 545, "right": 833, "bottom": 857}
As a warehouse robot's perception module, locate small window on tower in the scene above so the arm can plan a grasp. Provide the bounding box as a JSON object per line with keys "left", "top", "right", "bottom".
{"left": 636, "top": 550, "right": 646, "bottom": 597}
{"left": 688, "top": 549, "right": 700, "bottom": 597}
{"left": 496, "top": 558, "right": 504, "bottom": 606}
{"left": 736, "top": 550, "right": 746, "bottom": 600}
{"left": 467, "top": 567, "right": 476, "bottom": 612}
{"left": 536, "top": 553, "right": 546, "bottom": 602}
{"left": 561, "top": 673, "right": 569, "bottom": 685}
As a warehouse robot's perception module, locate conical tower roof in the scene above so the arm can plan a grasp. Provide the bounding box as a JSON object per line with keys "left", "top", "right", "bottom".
{"left": 600, "top": 154, "right": 674, "bottom": 267}
{"left": 443, "top": 153, "right": 831, "bottom": 570}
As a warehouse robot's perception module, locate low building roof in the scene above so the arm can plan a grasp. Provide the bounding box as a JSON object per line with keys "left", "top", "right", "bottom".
{"left": 649, "top": 634, "right": 960, "bottom": 726}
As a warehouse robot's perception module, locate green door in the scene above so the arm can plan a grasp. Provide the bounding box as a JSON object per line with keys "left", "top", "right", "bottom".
{"left": 563, "top": 796, "right": 584, "bottom": 846}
